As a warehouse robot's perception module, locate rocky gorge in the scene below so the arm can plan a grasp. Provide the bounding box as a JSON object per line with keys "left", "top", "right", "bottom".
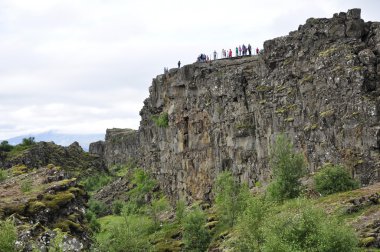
{"left": 91, "top": 8, "right": 380, "bottom": 203}
{"left": 1, "top": 8, "right": 380, "bottom": 251}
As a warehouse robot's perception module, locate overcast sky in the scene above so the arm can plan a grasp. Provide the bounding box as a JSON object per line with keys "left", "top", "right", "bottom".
{"left": 0, "top": 0, "right": 379, "bottom": 140}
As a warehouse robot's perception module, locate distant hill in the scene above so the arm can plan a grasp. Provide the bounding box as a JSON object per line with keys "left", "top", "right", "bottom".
{"left": 5, "top": 131, "right": 104, "bottom": 151}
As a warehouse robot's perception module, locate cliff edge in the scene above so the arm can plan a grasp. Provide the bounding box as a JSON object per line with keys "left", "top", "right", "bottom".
{"left": 92, "top": 9, "right": 380, "bottom": 202}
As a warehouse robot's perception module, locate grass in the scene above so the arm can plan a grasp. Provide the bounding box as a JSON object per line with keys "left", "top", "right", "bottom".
{"left": 96, "top": 215, "right": 125, "bottom": 241}
{"left": 20, "top": 179, "right": 33, "bottom": 193}
{"left": 0, "top": 170, "right": 8, "bottom": 182}
{"left": 152, "top": 112, "right": 169, "bottom": 128}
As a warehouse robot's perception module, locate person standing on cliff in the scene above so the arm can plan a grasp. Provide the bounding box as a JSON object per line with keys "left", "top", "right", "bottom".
{"left": 248, "top": 44, "right": 252, "bottom": 56}
{"left": 239, "top": 45, "right": 242, "bottom": 56}
{"left": 235, "top": 47, "right": 238, "bottom": 57}
{"left": 213, "top": 50, "right": 217, "bottom": 60}
{"left": 229, "top": 49, "right": 232, "bottom": 58}
{"left": 178, "top": 61, "right": 181, "bottom": 68}
{"left": 256, "top": 47, "right": 259, "bottom": 55}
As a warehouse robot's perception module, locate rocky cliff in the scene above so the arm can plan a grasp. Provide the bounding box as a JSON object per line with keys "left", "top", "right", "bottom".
{"left": 0, "top": 165, "right": 90, "bottom": 251}
{"left": 1, "top": 141, "right": 105, "bottom": 177}
{"left": 89, "top": 128, "right": 138, "bottom": 168}
{"left": 92, "top": 9, "right": 380, "bottom": 202}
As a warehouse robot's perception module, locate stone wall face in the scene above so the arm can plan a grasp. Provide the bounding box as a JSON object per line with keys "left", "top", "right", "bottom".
{"left": 94, "top": 9, "right": 380, "bottom": 202}
{"left": 89, "top": 128, "right": 139, "bottom": 168}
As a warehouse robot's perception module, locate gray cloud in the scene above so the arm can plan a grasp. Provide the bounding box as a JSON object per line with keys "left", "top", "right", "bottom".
{"left": 0, "top": 0, "right": 378, "bottom": 140}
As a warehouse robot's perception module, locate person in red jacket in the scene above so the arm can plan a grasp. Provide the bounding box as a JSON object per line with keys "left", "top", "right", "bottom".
{"left": 229, "top": 49, "right": 232, "bottom": 58}
{"left": 256, "top": 47, "right": 259, "bottom": 55}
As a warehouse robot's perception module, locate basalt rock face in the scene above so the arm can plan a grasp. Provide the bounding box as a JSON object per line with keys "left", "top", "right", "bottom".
{"left": 89, "top": 128, "right": 139, "bottom": 167}
{"left": 98, "top": 9, "right": 380, "bottom": 202}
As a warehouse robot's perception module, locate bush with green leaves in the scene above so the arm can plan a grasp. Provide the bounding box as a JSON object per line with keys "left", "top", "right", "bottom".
{"left": 85, "top": 210, "right": 101, "bottom": 233}
{"left": 21, "top": 179, "right": 33, "bottom": 193}
{"left": 152, "top": 112, "right": 169, "bottom": 128}
{"left": 0, "top": 140, "right": 13, "bottom": 152}
{"left": 261, "top": 199, "right": 358, "bottom": 252}
{"left": 235, "top": 196, "right": 271, "bottom": 251}
{"left": 267, "top": 134, "right": 306, "bottom": 201}
{"left": 80, "top": 173, "right": 113, "bottom": 193}
{"left": 314, "top": 164, "right": 359, "bottom": 195}
{"left": 111, "top": 200, "right": 125, "bottom": 215}
{"left": 9, "top": 137, "right": 36, "bottom": 154}
{"left": 183, "top": 207, "right": 211, "bottom": 251}
{"left": 21, "top": 137, "right": 35, "bottom": 146}
{"left": 48, "top": 229, "right": 65, "bottom": 252}
{"left": 88, "top": 199, "right": 108, "bottom": 217}
{"left": 147, "top": 196, "right": 169, "bottom": 230}
{"left": 0, "top": 169, "right": 9, "bottom": 182}
{"left": 235, "top": 199, "right": 359, "bottom": 252}
{"left": 0, "top": 219, "right": 17, "bottom": 252}
{"left": 128, "top": 169, "right": 156, "bottom": 207}
{"left": 96, "top": 214, "right": 154, "bottom": 252}
{"left": 214, "top": 171, "right": 250, "bottom": 227}
{"left": 121, "top": 201, "right": 139, "bottom": 215}
{"left": 175, "top": 199, "right": 186, "bottom": 224}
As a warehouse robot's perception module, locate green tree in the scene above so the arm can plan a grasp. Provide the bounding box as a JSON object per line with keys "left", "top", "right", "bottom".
{"left": 97, "top": 214, "right": 153, "bottom": 252}
{"left": 128, "top": 169, "right": 156, "bottom": 207}
{"left": 21, "top": 137, "right": 35, "bottom": 146}
{"left": 183, "top": 207, "right": 211, "bottom": 252}
{"left": 314, "top": 164, "right": 359, "bottom": 195}
{"left": 0, "top": 219, "right": 17, "bottom": 252}
{"left": 236, "top": 196, "right": 271, "bottom": 251}
{"left": 0, "top": 140, "right": 13, "bottom": 152}
{"left": 261, "top": 199, "right": 358, "bottom": 252}
{"left": 148, "top": 196, "right": 169, "bottom": 230}
{"left": 214, "top": 171, "right": 250, "bottom": 227}
{"left": 267, "top": 134, "right": 306, "bottom": 201}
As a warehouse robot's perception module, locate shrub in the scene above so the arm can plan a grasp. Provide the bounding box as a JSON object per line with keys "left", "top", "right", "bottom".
{"left": 175, "top": 199, "right": 186, "bottom": 224}
{"left": 49, "top": 229, "right": 65, "bottom": 252}
{"left": 261, "top": 199, "right": 358, "bottom": 252}
{"left": 121, "top": 201, "right": 139, "bottom": 215}
{"left": 314, "top": 164, "right": 359, "bottom": 195}
{"left": 80, "top": 173, "right": 113, "bottom": 192}
{"left": 128, "top": 169, "right": 156, "bottom": 207}
{"left": 111, "top": 200, "right": 125, "bottom": 215}
{"left": 214, "top": 171, "right": 250, "bottom": 227}
{"left": 183, "top": 207, "right": 211, "bottom": 251}
{"left": 0, "top": 169, "right": 8, "bottom": 182}
{"left": 0, "top": 219, "right": 17, "bottom": 252}
{"left": 9, "top": 137, "right": 36, "bottom": 154}
{"left": 148, "top": 196, "right": 170, "bottom": 230}
{"left": 85, "top": 210, "right": 101, "bottom": 233}
{"left": 235, "top": 196, "right": 271, "bottom": 251}
{"left": 267, "top": 134, "right": 306, "bottom": 201}
{"left": 96, "top": 214, "right": 154, "bottom": 252}
{"left": 21, "top": 179, "right": 33, "bottom": 193}
{"left": 0, "top": 140, "right": 13, "bottom": 152}
{"left": 152, "top": 112, "right": 169, "bottom": 128}
{"left": 21, "top": 137, "right": 35, "bottom": 146}
{"left": 89, "top": 217, "right": 101, "bottom": 233}
{"left": 88, "top": 199, "right": 108, "bottom": 217}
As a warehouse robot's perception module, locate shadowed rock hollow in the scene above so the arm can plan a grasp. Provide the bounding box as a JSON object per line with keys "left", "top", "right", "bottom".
{"left": 91, "top": 9, "right": 380, "bottom": 202}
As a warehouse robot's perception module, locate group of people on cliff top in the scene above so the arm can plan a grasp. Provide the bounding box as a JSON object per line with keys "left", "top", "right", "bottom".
{"left": 197, "top": 44, "right": 260, "bottom": 62}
